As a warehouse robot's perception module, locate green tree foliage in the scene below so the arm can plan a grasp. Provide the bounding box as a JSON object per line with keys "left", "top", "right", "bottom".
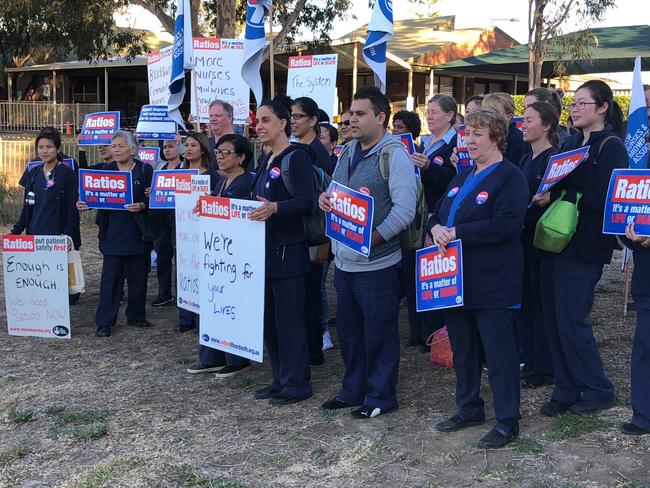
{"left": 0, "top": 0, "right": 147, "bottom": 68}
{"left": 514, "top": 94, "right": 630, "bottom": 125}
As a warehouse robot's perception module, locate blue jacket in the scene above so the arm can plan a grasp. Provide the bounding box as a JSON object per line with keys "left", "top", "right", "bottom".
{"left": 554, "top": 126, "right": 628, "bottom": 264}
{"left": 429, "top": 159, "right": 529, "bottom": 309}
{"left": 252, "top": 144, "right": 314, "bottom": 278}
{"left": 420, "top": 134, "right": 457, "bottom": 212}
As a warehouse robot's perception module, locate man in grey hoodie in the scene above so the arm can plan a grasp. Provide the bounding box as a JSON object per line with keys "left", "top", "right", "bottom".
{"left": 318, "top": 86, "right": 417, "bottom": 419}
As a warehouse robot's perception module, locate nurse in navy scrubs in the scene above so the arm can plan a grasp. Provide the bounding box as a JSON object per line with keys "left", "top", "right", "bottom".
{"left": 429, "top": 108, "right": 529, "bottom": 449}
{"left": 621, "top": 224, "right": 650, "bottom": 436}
{"left": 249, "top": 96, "right": 314, "bottom": 405}
{"left": 185, "top": 134, "right": 254, "bottom": 378}
{"left": 11, "top": 130, "right": 81, "bottom": 301}
{"left": 77, "top": 130, "right": 154, "bottom": 337}
{"left": 518, "top": 101, "right": 559, "bottom": 388}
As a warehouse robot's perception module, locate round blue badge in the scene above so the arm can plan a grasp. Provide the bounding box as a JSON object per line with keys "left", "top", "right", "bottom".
{"left": 476, "top": 191, "right": 489, "bottom": 205}
{"left": 270, "top": 167, "right": 281, "bottom": 179}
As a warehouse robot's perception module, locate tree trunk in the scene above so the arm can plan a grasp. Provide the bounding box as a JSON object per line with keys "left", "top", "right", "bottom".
{"left": 262, "top": 0, "right": 308, "bottom": 61}
{"left": 215, "top": 0, "right": 237, "bottom": 38}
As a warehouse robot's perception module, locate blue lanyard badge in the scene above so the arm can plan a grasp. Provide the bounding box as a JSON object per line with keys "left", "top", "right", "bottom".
{"left": 445, "top": 163, "right": 500, "bottom": 227}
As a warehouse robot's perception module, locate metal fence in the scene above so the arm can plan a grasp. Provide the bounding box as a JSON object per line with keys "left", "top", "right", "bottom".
{"left": 0, "top": 134, "right": 100, "bottom": 186}
{"left": 0, "top": 102, "right": 105, "bottom": 132}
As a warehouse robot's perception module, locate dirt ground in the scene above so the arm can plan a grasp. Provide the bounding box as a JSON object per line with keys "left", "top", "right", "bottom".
{"left": 1, "top": 226, "right": 649, "bottom": 488}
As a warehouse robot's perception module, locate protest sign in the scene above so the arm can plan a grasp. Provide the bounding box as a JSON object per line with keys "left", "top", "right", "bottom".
{"left": 535, "top": 146, "right": 590, "bottom": 195}
{"left": 512, "top": 116, "right": 524, "bottom": 131}
{"left": 325, "top": 181, "right": 374, "bottom": 257}
{"left": 397, "top": 133, "right": 421, "bottom": 178}
{"left": 191, "top": 37, "right": 249, "bottom": 124}
{"left": 3, "top": 235, "right": 70, "bottom": 339}
{"left": 334, "top": 145, "right": 344, "bottom": 157}
{"left": 137, "top": 147, "right": 160, "bottom": 165}
{"left": 135, "top": 105, "right": 177, "bottom": 140}
{"left": 149, "top": 169, "right": 199, "bottom": 209}
{"left": 78, "top": 169, "right": 133, "bottom": 210}
{"left": 147, "top": 46, "right": 173, "bottom": 106}
{"left": 176, "top": 174, "right": 211, "bottom": 313}
{"left": 286, "top": 54, "right": 338, "bottom": 119}
{"left": 27, "top": 158, "right": 74, "bottom": 171}
{"left": 79, "top": 111, "right": 120, "bottom": 145}
{"left": 456, "top": 124, "right": 474, "bottom": 173}
{"left": 416, "top": 239, "right": 464, "bottom": 311}
{"left": 198, "top": 196, "right": 265, "bottom": 362}
{"left": 603, "top": 168, "right": 650, "bottom": 237}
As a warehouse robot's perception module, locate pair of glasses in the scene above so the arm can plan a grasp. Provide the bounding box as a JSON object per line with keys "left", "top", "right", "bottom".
{"left": 341, "top": 120, "right": 351, "bottom": 126}
{"left": 290, "top": 113, "right": 310, "bottom": 120}
{"left": 215, "top": 149, "right": 235, "bottom": 157}
{"left": 569, "top": 101, "right": 598, "bottom": 111}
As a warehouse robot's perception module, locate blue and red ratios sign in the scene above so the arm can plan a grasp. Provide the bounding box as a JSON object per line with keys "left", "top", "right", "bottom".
{"left": 398, "top": 133, "right": 421, "bottom": 178}
{"left": 416, "top": 239, "right": 464, "bottom": 311}
{"left": 78, "top": 169, "right": 133, "bottom": 210}
{"left": 79, "top": 111, "right": 120, "bottom": 145}
{"left": 456, "top": 125, "right": 473, "bottom": 173}
{"left": 137, "top": 147, "right": 160, "bottom": 165}
{"left": 325, "top": 181, "right": 374, "bottom": 257}
{"left": 535, "top": 146, "right": 590, "bottom": 196}
{"left": 149, "top": 169, "right": 199, "bottom": 209}
{"left": 603, "top": 168, "right": 650, "bottom": 237}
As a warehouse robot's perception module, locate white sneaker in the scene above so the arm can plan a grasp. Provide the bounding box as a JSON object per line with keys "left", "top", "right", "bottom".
{"left": 322, "top": 330, "right": 334, "bottom": 351}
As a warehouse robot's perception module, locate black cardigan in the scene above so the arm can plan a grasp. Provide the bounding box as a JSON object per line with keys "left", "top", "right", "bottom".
{"left": 420, "top": 134, "right": 458, "bottom": 213}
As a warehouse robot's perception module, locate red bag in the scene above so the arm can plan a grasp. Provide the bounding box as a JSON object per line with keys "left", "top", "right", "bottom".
{"left": 428, "top": 326, "right": 454, "bottom": 368}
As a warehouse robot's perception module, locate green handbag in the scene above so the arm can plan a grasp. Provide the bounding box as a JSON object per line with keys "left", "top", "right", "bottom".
{"left": 533, "top": 191, "right": 582, "bottom": 253}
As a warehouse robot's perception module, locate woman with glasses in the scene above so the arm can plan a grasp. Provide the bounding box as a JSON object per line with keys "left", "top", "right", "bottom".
{"left": 77, "top": 130, "right": 154, "bottom": 337}
{"left": 339, "top": 110, "right": 353, "bottom": 144}
{"left": 185, "top": 133, "right": 255, "bottom": 379}
{"left": 533, "top": 80, "right": 627, "bottom": 417}
{"left": 11, "top": 130, "right": 81, "bottom": 300}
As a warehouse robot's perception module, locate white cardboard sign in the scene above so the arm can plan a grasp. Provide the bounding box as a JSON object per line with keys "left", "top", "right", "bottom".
{"left": 147, "top": 46, "right": 173, "bottom": 106}
{"left": 286, "top": 54, "right": 338, "bottom": 119}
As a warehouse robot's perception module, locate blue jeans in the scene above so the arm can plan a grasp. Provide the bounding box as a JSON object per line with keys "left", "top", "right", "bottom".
{"left": 334, "top": 264, "right": 401, "bottom": 411}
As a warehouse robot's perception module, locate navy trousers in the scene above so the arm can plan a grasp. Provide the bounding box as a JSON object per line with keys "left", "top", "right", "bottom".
{"left": 631, "top": 294, "right": 650, "bottom": 431}
{"left": 305, "top": 262, "right": 325, "bottom": 364}
{"left": 445, "top": 307, "right": 521, "bottom": 434}
{"left": 518, "top": 239, "right": 553, "bottom": 375}
{"left": 402, "top": 249, "right": 445, "bottom": 343}
{"left": 96, "top": 253, "right": 149, "bottom": 328}
{"left": 334, "top": 264, "right": 401, "bottom": 411}
{"left": 540, "top": 253, "right": 614, "bottom": 405}
{"left": 264, "top": 275, "right": 312, "bottom": 399}
{"left": 154, "top": 229, "right": 174, "bottom": 300}
{"left": 178, "top": 309, "right": 250, "bottom": 367}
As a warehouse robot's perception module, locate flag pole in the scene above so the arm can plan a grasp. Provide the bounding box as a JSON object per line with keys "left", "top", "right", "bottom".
{"left": 269, "top": 4, "right": 275, "bottom": 97}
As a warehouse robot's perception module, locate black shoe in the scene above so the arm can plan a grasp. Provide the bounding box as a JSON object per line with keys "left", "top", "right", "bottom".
{"left": 214, "top": 364, "right": 250, "bottom": 378}
{"left": 436, "top": 414, "right": 485, "bottom": 433}
{"left": 478, "top": 427, "right": 518, "bottom": 449}
{"left": 127, "top": 319, "right": 153, "bottom": 328}
{"left": 176, "top": 322, "right": 196, "bottom": 333}
{"left": 569, "top": 398, "right": 616, "bottom": 416}
{"left": 320, "top": 398, "right": 357, "bottom": 411}
{"left": 95, "top": 327, "right": 111, "bottom": 338}
{"left": 351, "top": 405, "right": 385, "bottom": 419}
{"left": 540, "top": 400, "right": 571, "bottom": 417}
{"left": 621, "top": 422, "right": 650, "bottom": 436}
{"left": 269, "top": 392, "right": 312, "bottom": 406}
{"left": 522, "top": 374, "right": 554, "bottom": 389}
{"left": 254, "top": 385, "right": 280, "bottom": 400}
{"left": 186, "top": 362, "right": 224, "bottom": 374}
{"left": 152, "top": 296, "right": 174, "bottom": 307}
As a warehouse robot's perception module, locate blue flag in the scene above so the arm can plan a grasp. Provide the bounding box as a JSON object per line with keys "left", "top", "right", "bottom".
{"left": 241, "top": 0, "right": 272, "bottom": 105}
{"left": 363, "top": 0, "right": 393, "bottom": 94}
{"left": 625, "top": 56, "right": 649, "bottom": 169}
{"left": 167, "top": 0, "right": 193, "bottom": 130}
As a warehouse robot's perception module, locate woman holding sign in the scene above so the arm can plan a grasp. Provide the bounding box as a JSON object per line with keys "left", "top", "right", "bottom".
{"left": 186, "top": 134, "right": 255, "bottom": 378}
{"left": 12, "top": 130, "right": 81, "bottom": 300}
{"left": 429, "top": 108, "right": 529, "bottom": 449}
{"left": 534, "top": 80, "right": 627, "bottom": 417}
{"left": 517, "top": 101, "right": 560, "bottom": 388}
{"left": 249, "top": 97, "right": 314, "bottom": 405}
{"left": 77, "top": 130, "right": 154, "bottom": 337}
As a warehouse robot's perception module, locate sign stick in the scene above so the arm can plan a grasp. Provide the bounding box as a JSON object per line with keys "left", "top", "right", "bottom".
{"left": 191, "top": 68, "right": 200, "bottom": 131}
{"left": 269, "top": 4, "right": 275, "bottom": 97}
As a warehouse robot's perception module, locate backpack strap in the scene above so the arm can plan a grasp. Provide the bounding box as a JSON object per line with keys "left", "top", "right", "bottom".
{"left": 596, "top": 135, "right": 618, "bottom": 159}
{"left": 378, "top": 141, "right": 405, "bottom": 181}
{"left": 280, "top": 150, "right": 296, "bottom": 197}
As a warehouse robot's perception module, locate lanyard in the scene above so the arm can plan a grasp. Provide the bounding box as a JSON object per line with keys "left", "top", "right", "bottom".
{"left": 446, "top": 163, "right": 500, "bottom": 227}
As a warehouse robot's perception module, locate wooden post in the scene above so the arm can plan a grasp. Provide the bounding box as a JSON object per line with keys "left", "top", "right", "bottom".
{"left": 514, "top": 73, "right": 519, "bottom": 94}
{"left": 104, "top": 67, "right": 109, "bottom": 111}
{"left": 406, "top": 69, "right": 414, "bottom": 110}
{"left": 7, "top": 73, "right": 12, "bottom": 101}
{"left": 352, "top": 42, "right": 358, "bottom": 96}
{"left": 269, "top": 4, "right": 275, "bottom": 98}
{"left": 52, "top": 70, "right": 57, "bottom": 103}
{"left": 428, "top": 69, "right": 435, "bottom": 99}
